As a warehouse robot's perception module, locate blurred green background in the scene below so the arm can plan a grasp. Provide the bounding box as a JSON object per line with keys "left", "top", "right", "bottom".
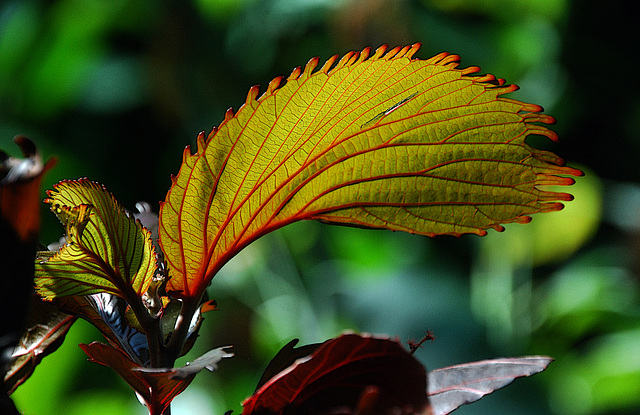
{"left": 2, "top": 0, "right": 639, "bottom": 414}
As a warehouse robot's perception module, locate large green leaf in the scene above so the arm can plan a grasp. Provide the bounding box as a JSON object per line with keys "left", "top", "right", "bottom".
{"left": 160, "top": 44, "right": 581, "bottom": 298}
{"left": 35, "top": 179, "right": 156, "bottom": 301}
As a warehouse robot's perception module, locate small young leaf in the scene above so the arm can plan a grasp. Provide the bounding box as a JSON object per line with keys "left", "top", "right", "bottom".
{"left": 161, "top": 298, "right": 218, "bottom": 357}
{"left": 35, "top": 179, "right": 156, "bottom": 301}
{"left": 133, "top": 346, "right": 233, "bottom": 379}
{"left": 241, "top": 333, "right": 428, "bottom": 415}
{"left": 79, "top": 341, "right": 195, "bottom": 415}
{"left": 427, "top": 356, "right": 553, "bottom": 415}
{"left": 160, "top": 44, "right": 581, "bottom": 299}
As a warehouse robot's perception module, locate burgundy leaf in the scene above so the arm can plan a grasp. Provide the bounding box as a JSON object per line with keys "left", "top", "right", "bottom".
{"left": 1, "top": 137, "right": 55, "bottom": 414}
{"left": 0, "top": 136, "right": 55, "bottom": 242}
{"left": 242, "top": 333, "right": 429, "bottom": 415}
{"left": 4, "top": 296, "right": 76, "bottom": 394}
{"left": 79, "top": 342, "right": 195, "bottom": 415}
{"left": 427, "top": 356, "right": 553, "bottom": 415}
{"left": 253, "top": 339, "right": 321, "bottom": 392}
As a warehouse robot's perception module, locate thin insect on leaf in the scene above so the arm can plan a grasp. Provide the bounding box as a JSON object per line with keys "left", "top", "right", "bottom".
{"left": 35, "top": 179, "right": 156, "bottom": 301}
{"left": 160, "top": 43, "right": 581, "bottom": 299}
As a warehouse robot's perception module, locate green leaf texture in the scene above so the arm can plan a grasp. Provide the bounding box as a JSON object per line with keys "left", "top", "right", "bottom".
{"left": 159, "top": 44, "right": 582, "bottom": 298}
{"left": 35, "top": 179, "right": 156, "bottom": 301}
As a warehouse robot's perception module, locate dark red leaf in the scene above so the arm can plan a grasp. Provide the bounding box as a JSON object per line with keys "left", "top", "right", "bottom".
{"left": 1, "top": 137, "right": 55, "bottom": 414}
{"left": 4, "top": 295, "right": 76, "bottom": 394}
{"left": 427, "top": 356, "right": 553, "bottom": 415}
{"left": 253, "top": 339, "right": 322, "bottom": 392}
{"left": 0, "top": 136, "right": 55, "bottom": 242}
{"left": 242, "top": 333, "right": 429, "bottom": 415}
{"left": 79, "top": 342, "right": 195, "bottom": 415}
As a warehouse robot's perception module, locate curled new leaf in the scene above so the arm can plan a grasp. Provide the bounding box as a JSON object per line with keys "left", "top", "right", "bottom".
{"left": 35, "top": 179, "right": 156, "bottom": 301}
{"left": 160, "top": 44, "right": 581, "bottom": 299}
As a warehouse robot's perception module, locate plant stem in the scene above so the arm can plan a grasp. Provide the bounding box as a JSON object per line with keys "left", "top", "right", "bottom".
{"left": 121, "top": 283, "right": 166, "bottom": 367}
{"left": 164, "top": 296, "right": 201, "bottom": 365}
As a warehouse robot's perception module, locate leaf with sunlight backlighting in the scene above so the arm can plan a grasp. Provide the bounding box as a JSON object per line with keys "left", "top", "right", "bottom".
{"left": 34, "top": 179, "right": 156, "bottom": 301}
{"left": 159, "top": 43, "right": 581, "bottom": 299}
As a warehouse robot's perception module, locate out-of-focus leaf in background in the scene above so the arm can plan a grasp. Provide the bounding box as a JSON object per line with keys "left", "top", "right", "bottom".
{"left": 3, "top": 1, "right": 639, "bottom": 414}
{"left": 1, "top": 137, "right": 55, "bottom": 414}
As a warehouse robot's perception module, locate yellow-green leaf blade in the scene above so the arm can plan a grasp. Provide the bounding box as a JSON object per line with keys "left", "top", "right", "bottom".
{"left": 159, "top": 44, "right": 582, "bottom": 298}
{"left": 35, "top": 179, "right": 156, "bottom": 301}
